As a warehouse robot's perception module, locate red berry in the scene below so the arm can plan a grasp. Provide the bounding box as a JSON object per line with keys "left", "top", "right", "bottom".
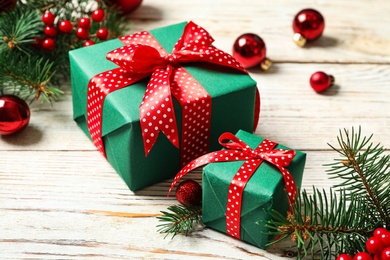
{"left": 78, "top": 17, "right": 91, "bottom": 29}
{"left": 83, "top": 40, "right": 95, "bottom": 47}
{"left": 58, "top": 20, "right": 73, "bottom": 34}
{"left": 366, "top": 237, "right": 385, "bottom": 255}
{"left": 32, "top": 37, "right": 42, "bottom": 49}
{"left": 96, "top": 27, "right": 109, "bottom": 40}
{"left": 382, "top": 247, "right": 390, "bottom": 260}
{"left": 92, "top": 9, "right": 105, "bottom": 22}
{"left": 42, "top": 38, "right": 55, "bottom": 51}
{"left": 43, "top": 26, "right": 57, "bottom": 37}
{"left": 380, "top": 233, "right": 390, "bottom": 247}
{"left": 175, "top": 179, "right": 202, "bottom": 206}
{"left": 310, "top": 71, "right": 334, "bottom": 93}
{"left": 42, "top": 12, "right": 55, "bottom": 25}
{"left": 374, "top": 228, "right": 390, "bottom": 238}
{"left": 353, "top": 252, "right": 373, "bottom": 260}
{"left": 76, "top": 27, "right": 89, "bottom": 40}
{"left": 337, "top": 254, "right": 353, "bottom": 260}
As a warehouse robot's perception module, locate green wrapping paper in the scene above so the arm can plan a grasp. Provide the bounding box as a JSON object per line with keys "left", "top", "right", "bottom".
{"left": 70, "top": 22, "right": 258, "bottom": 191}
{"left": 202, "top": 130, "right": 306, "bottom": 248}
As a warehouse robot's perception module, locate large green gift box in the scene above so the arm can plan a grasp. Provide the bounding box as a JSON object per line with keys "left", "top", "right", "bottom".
{"left": 202, "top": 130, "right": 306, "bottom": 248}
{"left": 70, "top": 22, "right": 258, "bottom": 191}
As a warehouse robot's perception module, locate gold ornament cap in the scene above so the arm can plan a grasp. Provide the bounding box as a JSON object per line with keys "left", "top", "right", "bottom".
{"left": 293, "top": 33, "right": 306, "bottom": 47}
{"left": 260, "top": 58, "right": 272, "bottom": 71}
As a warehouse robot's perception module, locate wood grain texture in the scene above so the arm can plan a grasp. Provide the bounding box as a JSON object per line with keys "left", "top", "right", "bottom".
{"left": 1, "top": 0, "right": 389, "bottom": 259}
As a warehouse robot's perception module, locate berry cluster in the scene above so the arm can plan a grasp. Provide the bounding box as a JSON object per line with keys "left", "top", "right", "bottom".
{"left": 38, "top": 9, "right": 109, "bottom": 51}
{"left": 337, "top": 228, "right": 390, "bottom": 260}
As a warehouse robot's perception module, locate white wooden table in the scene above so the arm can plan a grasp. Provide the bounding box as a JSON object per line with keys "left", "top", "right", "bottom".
{"left": 1, "top": 0, "right": 389, "bottom": 259}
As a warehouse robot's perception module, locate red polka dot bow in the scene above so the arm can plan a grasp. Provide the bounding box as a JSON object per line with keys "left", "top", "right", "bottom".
{"left": 87, "top": 21, "right": 247, "bottom": 165}
{"left": 169, "top": 132, "right": 297, "bottom": 240}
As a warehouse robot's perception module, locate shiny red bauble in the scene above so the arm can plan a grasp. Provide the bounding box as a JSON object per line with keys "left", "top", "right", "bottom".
{"left": 292, "top": 8, "right": 325, "bottom": 46}
{"left": 310, "top": 71, "right": 334, "bottom": 93}
{"left": 0, "top": 95, "right": 30, "bottom": 135}
{"left": 42, "top": 38, "right": 55, "bottom": 51}
{"left": 175, "top": 179, "right": 202, "bottom": 206}
{"left": 232, "top": 33, "right": 272, "bottom": 70}
{"left": 337, "top": 254, "right": 353, "bottom": 260}
{"left": 92, "top": 9, "right": 105, "bottom": 22}
{"left": 58, "top": 20, "right": 73, "bottom": 34}
{"left": 109, "top": 0, "right": 143, "bottom": 14}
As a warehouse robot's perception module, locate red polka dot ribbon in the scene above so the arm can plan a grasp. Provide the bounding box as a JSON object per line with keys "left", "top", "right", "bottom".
{"left": 168, "top": 132, "right": 297, "bottom": 240}
{"left": 87, "top": 21, "right": 249, "bottom": 166}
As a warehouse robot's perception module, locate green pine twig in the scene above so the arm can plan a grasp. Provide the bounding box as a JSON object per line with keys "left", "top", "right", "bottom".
{"left": 157, "top": 204, "right": 203, "bottom": 238}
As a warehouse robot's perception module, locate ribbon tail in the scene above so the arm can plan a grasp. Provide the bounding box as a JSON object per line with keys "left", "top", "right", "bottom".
{"left": 140, "top": 68, "right": 179, "bottom": 156}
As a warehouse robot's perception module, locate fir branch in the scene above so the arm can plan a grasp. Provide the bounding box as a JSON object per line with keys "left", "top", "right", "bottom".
{"left": 157, "top": 204, "right": 203, "bottom": 238}
{"left": 264, "top": 189, "right": 375, "bottom": 259}
{"left": 326, "top": 127, "right": 390, "bottom": 227}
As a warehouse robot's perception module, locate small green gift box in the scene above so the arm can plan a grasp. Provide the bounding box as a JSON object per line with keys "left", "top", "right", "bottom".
{"left": 202, "top": 130, "right": 306, "bottom": 248}
{"left": 70, "top": 22, "right": 258, "bottom": 191}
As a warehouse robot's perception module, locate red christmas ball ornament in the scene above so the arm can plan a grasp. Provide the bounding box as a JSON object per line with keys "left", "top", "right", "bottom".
{"left": 175, "top": 179, "right": 202, "bottom": 206}
{"left": 109, "top": 0, "right": 143, "bottom": 14}
{"left": 42, "top": 11, "right": 55, "bottom": 25}
{"left": 310, "top": 71, "right": 334, "bottom": 93}
{"left": 83, "top": 40, "right": 95, "bottom": 47}
{"left": 232, "top": 33, "right": 272, "bottom": 70}
{"left": 337, "top": 254, "right": 353, "bottom": 260}
{"left": 78, "top": 17, "right": 91, "bottom": 29}
{"left": 58, "top": 20, "right": 73, "bottom": 34}
{"left": 76, "top": 27, "right": 89, "bottom": 40}
{"left": 96, "top": 27, "right": 109, "bottom": 40}
{"left": 0, "top": 95, "right": 30, "bottom": 135}
{"left": 292, "top": 8, "right": 325, "bottom": 47}
{"left": 92, "top": 9, "right": 105, "bottom": 22}
{"left": 353, "top": 252, "right": 372, "bottom": 260}
{"left": 42, "top": 38, "right": 55, "bottom": 51}
{"left": 43, "top": 25, "right": 58, "bottom": 37}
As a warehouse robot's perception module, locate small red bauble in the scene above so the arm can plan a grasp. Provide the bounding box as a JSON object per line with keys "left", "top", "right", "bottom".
{"left": 42, "top": 12, "right": 55, "bottom": 25}
{"left": 382, "top": 247, "right": 390, "bottom": 260}
{"left": 0, "top": 95, "right": 30, "bottom": 135}
{"left": 379, "top": 232, "right": 390, "bottom": 247}
{"left": 292, "top": 8, "right": 325, "bottom": 47}
{"left": 175, "top": 179, "right": 202, "bottom": 206}
{"left": 92, "top": 9, "right": 105, "bottom": 22}
{"left": 337, "top": 254, "right": 353, "bottom": 260}
{"left": 43, "top": 25, "right": 57, "bottom": 37}
{"left": 32, "top": 37, "right": 42, "bottom": 49}
{"left": 58, "top": 20, "right": 73, "bottom": 34}
{"left": 109, "top": 0, "right": 143, "bottom": 14}
{"left": 96, "top": 27, "right": 109, "bottom": 40}
{"left": 232, "top": 33, "right": 272, "bottom": 70}
{"left": 310, "top": 71, "right": 334, "bottom": 93}
{"left": 42, "top": 38, "right": 55, "bottom": 51}
{"left": 83, "top": 40, "right": 95, "bottom": 47}
{"left": 78, "top": 17, "right": 91, "bottom": 29}
{"left": 76, "top": 27, "right": 89, "bottom": 40}
{"left": 366, "top": 237, "right": 385, "bottom": 255}
{"left": 374, "top": 228, "right": 390, "bottom": 238}
{"left": 353, "top": 252, "right": 372, "bottom": 260}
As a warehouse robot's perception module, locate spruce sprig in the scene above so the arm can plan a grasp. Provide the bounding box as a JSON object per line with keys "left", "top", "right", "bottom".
{"left": 157, "top": 204, "right": 203, "bottom": 238}
{"left": 264, "top": 127, "right": 390, "bottom": 259}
